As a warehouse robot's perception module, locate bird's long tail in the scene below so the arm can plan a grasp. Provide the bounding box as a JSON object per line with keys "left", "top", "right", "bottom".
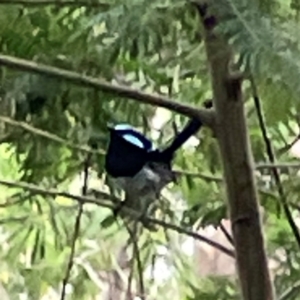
{"left": 164, "top": 118, "right": 202, "bottom": 155}
{"left": 165, "top": 100, "right": 212, "bottom": 155}
{"left": 151, "top": 118, "right": 202, "bottom": 163}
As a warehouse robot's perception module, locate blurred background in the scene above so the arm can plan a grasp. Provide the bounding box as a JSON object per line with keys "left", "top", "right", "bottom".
{"left": 1, "top": 0, "right": 300, "bottom": 299}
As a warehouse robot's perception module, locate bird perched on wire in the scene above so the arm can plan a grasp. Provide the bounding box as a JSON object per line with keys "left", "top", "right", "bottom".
{"left": 105, "top": 117, "right": 203, "bottom": 224}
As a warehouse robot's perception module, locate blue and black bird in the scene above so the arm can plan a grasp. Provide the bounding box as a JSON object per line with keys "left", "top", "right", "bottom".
{"left": 105, "top": 118, "right": 203, "bottom": 219}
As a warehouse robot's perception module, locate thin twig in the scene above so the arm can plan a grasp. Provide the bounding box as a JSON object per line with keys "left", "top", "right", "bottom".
{"left": 60, "top": 155, "right": 91, "bottom": 300}
{"left": 0, "top": 54, "right": 214, "bottom": 126}
{"left": 219, "top": 221, "right": 234, "bottom": 246}
{"left": 175, "top": 162, "right": 300, "bottom": 181}
{"left": 250, "top": 77, "right": 300, "bottom": 249}
{"left": 278, "top": 134, "right": 300, "bottom": 155}
{"left": 2, "top": 115, "right": 300, "bottom": 174}
{"left": 278, "top": 281, "right": 300, "bottom": 300}
{"left": 0, "top": 196, "right": 30, "bottom": 207}
{"left": 0, "top": 0, "right": 109, "bottom": 7}
{"left": 174, "top": 170, "right": 222, "bottom": 182}
{"left": 0, "top": 179, "right": 235, "bottom": 258}
{"left": 0, "top": 115, "right": 104, "bottom": 155}
{"left": 125, "top": 261, "right": 134, "bottom": 300}
{"left": 255, "top": 162, "right": 300, "bottom": 170}
{"left": 176, "top": 163, "right": 300, "bottom": 180}
{"left": 0, "top": 216, "right": 29, "bottom": 224}
{"left": 125, "top": 223, "right": 145, "bottom": 300}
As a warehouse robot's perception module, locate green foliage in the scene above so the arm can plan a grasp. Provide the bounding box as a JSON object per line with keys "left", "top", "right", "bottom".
{"left": 0, "top": 0, "right": 300, "bottom": 299}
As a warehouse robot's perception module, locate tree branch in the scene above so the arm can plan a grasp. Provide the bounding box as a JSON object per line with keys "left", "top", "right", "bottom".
{"left": 174, "top": 170, "right": 222, "bottom": 182}
{"left": 0, "top": 54, "right": 214, "bottom": 126}
{"left": 60, "top": 155, "right": 91, "bottom": 300}
{"left": 0, "top": 115, "right": 104, "bottom": 155}
{"left": 219, "top": 221, "right": 234, "bottom": 246}
{"left": 250, "top": 77, "right": 300, "bottom": 248}
{"left": 2, "top": 114, "right": 300, "bottom": 182}
{"left": 195, "top": 1, "right": 275, "bottom": 299}
{"left": 176, "top": 162, "right": 300, "bottom": 180}
{"left": 125, "top": 223, "right": 145, "bottom": 300}
{"left": 256, "top": 162, "right": 300, "bottom": 170}
{"left": 279, "top": 281, "right": 300, "bottom": 300}
{"left": 0, "top": 178, "right": 235, "bottom": 258}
